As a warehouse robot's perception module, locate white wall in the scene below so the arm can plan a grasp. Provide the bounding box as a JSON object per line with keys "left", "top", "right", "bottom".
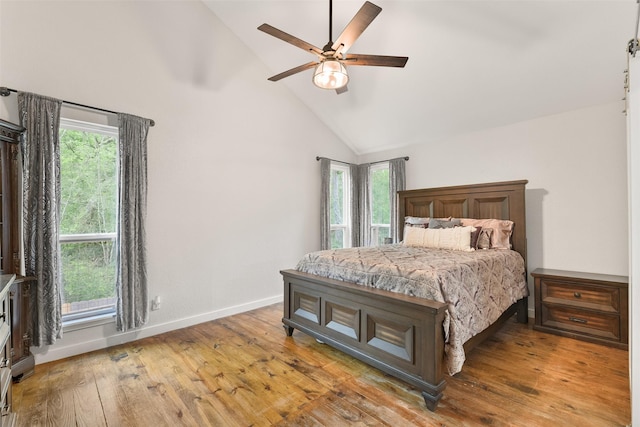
{"left": 0, "top": 1, "right": 356, "bottom": 362}
{"left": 0, "top": 0, "right": 6, "bottom": 120}
{"left": 360, "top": 101, "right": 629, "bottom": 314}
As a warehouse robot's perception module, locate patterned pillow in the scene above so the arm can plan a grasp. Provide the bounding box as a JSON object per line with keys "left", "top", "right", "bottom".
{"left": 476, "top": 228, "right": 493, "bottom": 249}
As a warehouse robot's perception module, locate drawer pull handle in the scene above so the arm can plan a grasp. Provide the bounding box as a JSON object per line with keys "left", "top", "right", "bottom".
{"left": 573, "top": 292, "right": 582, "bottom": 298}
{"left": 569, "top": 316, "right": 588, "bottom": 324}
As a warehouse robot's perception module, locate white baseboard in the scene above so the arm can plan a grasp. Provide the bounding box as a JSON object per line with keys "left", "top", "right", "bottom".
{"left": 32, "top": 294, "right": 283, "bottom": 365}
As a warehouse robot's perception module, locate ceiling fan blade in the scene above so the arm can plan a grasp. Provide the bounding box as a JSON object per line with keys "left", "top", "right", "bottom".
{"left": 267, "top": 61, "right": 318, "bottom": 82}
{"left": 335, "top": 85, "right": 349, "bottom": 95}
{"left": 331, "top": 1, "right": 382, "bottom": 55}
{"left": 258, "top": 24, "right": 324, "bottom": 56}
{"left": 342, "top": 54, "right": 408, "bottom": 67}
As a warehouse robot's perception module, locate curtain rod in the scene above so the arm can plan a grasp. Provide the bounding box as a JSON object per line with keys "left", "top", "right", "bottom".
{"left": 0, "top": 86, "right": 155, "bottom": 127}
{"left": 316, "top": 156, "right": 409, "bottom": 166}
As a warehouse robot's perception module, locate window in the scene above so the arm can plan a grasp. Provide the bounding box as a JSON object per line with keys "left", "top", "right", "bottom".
{"left": 370, "top": 162, "right": 390, "bottom": 245}
{"left": 329, "top": 163, "right": 351, "bottom": 249}
{"left": 59, "top": 118, "right": 118, "bottom": 323}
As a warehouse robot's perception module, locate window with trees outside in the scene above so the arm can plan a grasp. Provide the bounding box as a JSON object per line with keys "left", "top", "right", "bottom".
{"left": 59, "top": 118, "right": 118, "bottom": 323}
{"left": 330, "top": 163, "right": 351, "bottom": 249}
{"left": 370, "top": 162, "right": 391, "bottom": 245}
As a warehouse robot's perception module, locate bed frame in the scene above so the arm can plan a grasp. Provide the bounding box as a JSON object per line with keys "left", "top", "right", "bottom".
{"left": 281, "top": 180, "right": 528, "bottom": 411}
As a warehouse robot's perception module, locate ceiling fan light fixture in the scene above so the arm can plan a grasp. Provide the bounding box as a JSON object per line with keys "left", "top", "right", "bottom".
{"left": 312, "top": 59, "right": 349, "bottom": 90}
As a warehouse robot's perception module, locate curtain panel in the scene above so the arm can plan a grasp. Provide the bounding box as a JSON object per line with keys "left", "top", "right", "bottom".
{"left": 355, "top": 164, "right": 371, "bottom": 247}
{"left": 116, "top": 113, "right": 150, "bottom": 332}
{"left": 389, "top": 158, "right": 406, "bottom": 243}
{"left": 349, "top": 163, "right": 359, "bottom": 247}
{"left": 18, "top": 92, "right": 64, "bottom": 346}
{"left": 319, "top": 158, "right": 331, "bottom": 250}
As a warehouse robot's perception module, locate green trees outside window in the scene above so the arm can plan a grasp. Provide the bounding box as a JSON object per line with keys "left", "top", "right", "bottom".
{"left": 370, "top": 165, "right": 390, "bottom": 245}
{"left": 330, "top": 165, "right": 352, "bottom": 249}
{"left": 59, "top": 122, "right": 118, "bottom": 317}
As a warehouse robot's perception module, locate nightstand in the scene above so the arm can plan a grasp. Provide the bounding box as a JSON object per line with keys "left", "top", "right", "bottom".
{"left": 532, "top": 268, "right": 628, "bottom": 350}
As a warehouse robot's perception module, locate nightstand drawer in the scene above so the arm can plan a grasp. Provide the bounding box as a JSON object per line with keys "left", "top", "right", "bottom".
{"left": 540, "top": 279, "right": 619, "bottom": 313}
{"left": 540, "top": 305, "right": 620, "bottom": 341}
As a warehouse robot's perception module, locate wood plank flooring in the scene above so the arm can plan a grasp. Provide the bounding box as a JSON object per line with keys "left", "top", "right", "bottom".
{"left": 13, "top": 303, "right": 630, "bottom": 426}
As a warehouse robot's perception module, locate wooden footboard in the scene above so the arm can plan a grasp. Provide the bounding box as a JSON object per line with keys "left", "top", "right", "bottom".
{"left": 281, "top": 269, "right": 448, "bottom": 411}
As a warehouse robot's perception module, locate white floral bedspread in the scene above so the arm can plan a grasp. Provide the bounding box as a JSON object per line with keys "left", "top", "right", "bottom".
{"left": 295, "top": 244, "right": 528, "bottom": 375}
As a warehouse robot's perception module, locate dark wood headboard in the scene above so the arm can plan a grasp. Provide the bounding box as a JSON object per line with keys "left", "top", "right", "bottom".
{"left": 398, "top": 180, "right": 528, "bottom": 262}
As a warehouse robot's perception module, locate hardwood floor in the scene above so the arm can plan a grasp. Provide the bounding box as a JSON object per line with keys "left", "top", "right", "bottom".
{"left": 13, "top": 303, "right": 630, "bottom": 426}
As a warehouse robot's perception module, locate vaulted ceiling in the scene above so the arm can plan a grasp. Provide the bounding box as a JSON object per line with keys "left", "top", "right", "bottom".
{"left": 203, "top": 1, "right": 636, "bottom": 154}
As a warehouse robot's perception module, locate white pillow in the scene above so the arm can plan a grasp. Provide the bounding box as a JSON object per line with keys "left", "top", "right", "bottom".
{"left": 403, "top": 226, "right": 475, "bottom": 251}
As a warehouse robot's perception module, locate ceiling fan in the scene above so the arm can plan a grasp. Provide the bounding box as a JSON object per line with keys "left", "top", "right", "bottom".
{"left": 257, "top": 0, "right": 408, "bottom": 94}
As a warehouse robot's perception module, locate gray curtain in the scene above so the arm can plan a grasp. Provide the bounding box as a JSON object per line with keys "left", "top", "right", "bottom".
{"left": 319, "top": 158, "right": 331, "bottom": 250}
{"left": 355, "top": 163, "right": 371, "bottom": 247}
{"left": 389, "top": 158, "right": 406, "bottom": 243}
{"left": 320, "top": 158, "right": 405, "bottom": 248}
{"left": 116, "top": 113, "right": 150, "bottom": 332}
{"left": 18, "top": 92, "right": 63, "bottom": 346}
{"left": 349, "top": 164, "right": 359, "bottom": 247}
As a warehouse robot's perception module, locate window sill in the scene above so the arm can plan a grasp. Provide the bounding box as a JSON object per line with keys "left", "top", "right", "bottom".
{"left": 63, "top": 311, "right": 116, "bottom": 332}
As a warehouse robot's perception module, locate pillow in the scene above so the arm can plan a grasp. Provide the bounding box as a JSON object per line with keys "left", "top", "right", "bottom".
{"left": 476, "top": 228, "right": 492, "bottom": 249}
{"left": 469, "top": 226, "right": 482, "bottom": 249}
{"left": 402, "top": 217, "right": 453, "bottom": 241}
{"left": 403, "top": 216, "right": 452, "bottom": 227}
{"left": 403, "top": 226, "right": 475, "bottom": 251}
{"left": 459, "top": 218, "right": 514, "bottom": 249}
{"left": 428, "top": 218, "right": 461, "bottom": 229}
{"left": 404, "top": 216, "right": 430, "bottom": 228}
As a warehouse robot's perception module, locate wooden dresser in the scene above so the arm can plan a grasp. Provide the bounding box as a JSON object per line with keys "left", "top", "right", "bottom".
{"left": 0, "top": 119, "right": 34, "bottom": 383}
{"left": 0, "top": 274, "right": 16, "bottom": 426}
{"left": 532, "top": 268, "right": 628, "bottom": 350}
{"left": 0, "top": 118, "right": 34, "bottom": 425}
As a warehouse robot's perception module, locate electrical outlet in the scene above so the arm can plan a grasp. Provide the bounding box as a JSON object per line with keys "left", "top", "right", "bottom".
{"left": 151, "top": 296, "right": 161, "bottom": 311}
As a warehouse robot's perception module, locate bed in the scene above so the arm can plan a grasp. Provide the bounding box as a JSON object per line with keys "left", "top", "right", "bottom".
{"left": 280, "top": 180, "right": 529, "bottom": 411}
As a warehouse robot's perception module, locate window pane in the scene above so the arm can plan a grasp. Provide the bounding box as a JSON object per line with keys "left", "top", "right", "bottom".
{"left": 331, "top": 229, "right": 344, "bottom": 249}
{"left": 59, "top": 128, "right": 117, "bottom": 234}
{"left": 61, "top": 241, "right": 116, "bottom": 315}
{"left": 330, "top": 169, "right": 344, "bottom": 225}
{"left": 371, "top": 167, "right": 390, "bottom": 225}
{"left": 373, "top": 226, "right": 390, "bottom": 246}
{"left": 59, "top": 121, "right": 118, "bottom": 320}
